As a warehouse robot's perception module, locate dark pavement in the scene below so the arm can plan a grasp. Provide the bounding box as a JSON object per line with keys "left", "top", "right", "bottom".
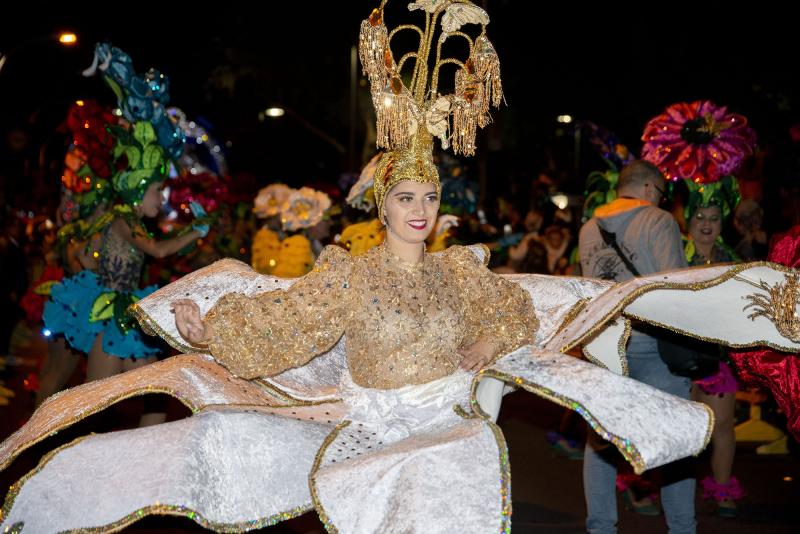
{"left": 1, "top": 324, "right": 798, "bottom": 533}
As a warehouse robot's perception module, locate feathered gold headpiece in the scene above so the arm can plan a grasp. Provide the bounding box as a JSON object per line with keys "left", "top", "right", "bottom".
{"left": 360, "top": 0, "right": 503, "bottom": 216}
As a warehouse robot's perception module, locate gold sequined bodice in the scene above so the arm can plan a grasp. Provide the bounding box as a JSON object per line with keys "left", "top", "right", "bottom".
{"left": 205, "top": 243, "right": 537, "bottom": 389}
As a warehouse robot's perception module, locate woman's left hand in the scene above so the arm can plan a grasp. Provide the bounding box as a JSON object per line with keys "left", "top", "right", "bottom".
{"left": 457, "top": 339, "right": 497, "bottom": 372}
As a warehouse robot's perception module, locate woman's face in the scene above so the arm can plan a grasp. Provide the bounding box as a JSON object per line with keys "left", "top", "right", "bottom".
{"left": 383, "top": 180, "right": 439, "bottom": 244}
{"left": 688, "top": 205, "right": 722, "bottom": 247}
{"left": 524, "top": 210, "right": 543, "bottom": 233}
{"left": 544, "top": 228, "right": 565, "bottom": 248}
{"left": 138, "top": 181, "right": 164, "bottom": 218}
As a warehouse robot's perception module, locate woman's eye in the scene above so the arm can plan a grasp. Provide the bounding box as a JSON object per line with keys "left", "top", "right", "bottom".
{"left": 399, "top": 196, "right": 412, "bottom": 202}
{"left": 425, "top": 195, "right": 439, "bottom": 202}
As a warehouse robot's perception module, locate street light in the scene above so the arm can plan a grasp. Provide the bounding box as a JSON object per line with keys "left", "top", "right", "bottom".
{"left": 264, "top": 107, "right": 285, "bottom": 118}
{"left": 260, "top": 106, "right": 345, "bottom": 154}
{"left": 58, "top": 33, "right": 78, "bottom": 45}
{"left": 551, "top": 193, "right": 569, "bottom": 210}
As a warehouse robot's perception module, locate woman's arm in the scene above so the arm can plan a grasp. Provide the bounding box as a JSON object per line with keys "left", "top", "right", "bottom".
{"left": 173, "top": 245, "right": 353, "bottom": 379}
{"left": 112, "top": 218, "right": 201, "bottom": 259}
{"left": 449, "top": 246, "right": 538, "bottom": 366}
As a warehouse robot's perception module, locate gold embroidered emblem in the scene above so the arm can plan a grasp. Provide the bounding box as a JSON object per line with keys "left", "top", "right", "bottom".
{"left": 737, "top": 273, "right": 800, "bottom": 343}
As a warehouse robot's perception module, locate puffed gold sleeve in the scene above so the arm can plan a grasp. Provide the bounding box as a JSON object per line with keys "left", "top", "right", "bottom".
{"left": 203, "top": 245, "right": 353, "bottom": 379}
{"left": 447, "top": 245, "right": 538, "bottom": 358}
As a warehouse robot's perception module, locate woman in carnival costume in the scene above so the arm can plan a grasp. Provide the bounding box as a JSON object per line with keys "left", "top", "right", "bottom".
{"left": 642, "top": 99, "right": 757, "bottom": 516}
{"left": 48, "top": 44, "right": 209, "bottom": 389}
{"left": 1, "top": 3, "right": 800, "bottom": 532}
{"left": 683, "top": 182, "right": 744, "bottom": 517}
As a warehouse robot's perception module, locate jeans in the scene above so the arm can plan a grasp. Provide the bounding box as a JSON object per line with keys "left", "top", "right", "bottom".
{"left": 583, "top": 338, "right": 696, "bottom": 534}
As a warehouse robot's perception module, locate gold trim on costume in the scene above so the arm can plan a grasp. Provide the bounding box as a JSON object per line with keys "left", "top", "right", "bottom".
{"left": 618, "top": 318, "right": 631, "bottom": 375}
{"left": 486, "top": 419, "right": 513, "bottom": 534}
{"left": 255, "top": 379, "right": 343, "bottom": 407}
{"left": 580, "top": 317, "right": 631, "bottom": 376}
{"left": 308, "top": 421, "right": 352, "bottom": 534}
{"left": 471, "top": 368, "right": 714, "bottom": 474}
{"left": 581, "top": 347, "right": 610, "bottom": 371}
{"left": 453, "top": 404, "right": 512, "bottom": 533}
{"left": 129, "top": 303, "right": 198, "bottom": 354}
{"left": 561, "top": 261, "right": 800, "bottom": 354}
{"left": 0, "top": 387, "right": 199, "bottom": 473}
{"left": 553, "top": 297, "right": 590, "bottom": 338}
{"left": 0, "top": 434, "right": 313, "bottom": 533}
{"left": 2, "top": 521, "right": 22, "bottom": 533}
{"left": 453, "top": 404, "right": 472, "bottom": 419}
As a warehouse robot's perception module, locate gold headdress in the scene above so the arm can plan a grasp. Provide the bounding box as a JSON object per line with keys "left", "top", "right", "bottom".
{"left": 360, "top": 0, "right": 503, "bottom": 216}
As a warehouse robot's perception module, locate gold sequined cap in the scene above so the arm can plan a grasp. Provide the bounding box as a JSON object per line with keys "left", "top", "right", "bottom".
{"left": 359, "top": 0, "right": 503, "bottom": 214}
{"left": 373, "top": 129, "right": 440, "bottom": 216}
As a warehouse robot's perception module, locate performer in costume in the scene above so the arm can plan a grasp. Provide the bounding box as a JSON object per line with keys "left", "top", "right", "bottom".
{"left": 72, "top": 45, "right": 210, "bottom": 392}
{"left": 677, "top": 163, "right": 744, "bottom": 271}
{"left": 643, "top": 100, "right": 756, "bottom": 517}
{"left": 2, "top": 4, "right": 800, "bottom": 532}
{"left": 685, "top": 190, "right": 744, "bottom": 517}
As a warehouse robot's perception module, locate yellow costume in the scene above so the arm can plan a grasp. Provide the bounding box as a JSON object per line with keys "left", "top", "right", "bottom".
{"left": 337, "top": 219, "right": 385, "bottom": 256}
{"left": 271, "top": 234, "right": 315, "bottom": 278}
{"left": 250, "top": 227, "right": 281, "bottom": 274}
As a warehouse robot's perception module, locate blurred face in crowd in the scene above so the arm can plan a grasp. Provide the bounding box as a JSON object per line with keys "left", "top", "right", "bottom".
{"left": 137, "top": 182, "right": 164, "bottom": 218}
{"left": 688, "top": 205, "right": 722, "bottom": 247}
{"left": 383, "top": 181, "right": 439, "bottom": 245}
{"left": 544, "top": 227, "right": 567, "bottom": 248}
{"left": 524, "top": 209, "right": 543, "bottom": 233}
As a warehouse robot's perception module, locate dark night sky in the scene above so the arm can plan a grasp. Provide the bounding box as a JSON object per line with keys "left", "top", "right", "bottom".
{"left": 1, "top": 1, "right": 798, "bottom": 202}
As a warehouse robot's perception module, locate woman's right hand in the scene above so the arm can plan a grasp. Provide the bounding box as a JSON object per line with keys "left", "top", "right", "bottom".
{"left": 189, "top": 201, "right": 210, "bottom": 238}
{"left": 171, "top": 299, "right": 211, "bottom": 345}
